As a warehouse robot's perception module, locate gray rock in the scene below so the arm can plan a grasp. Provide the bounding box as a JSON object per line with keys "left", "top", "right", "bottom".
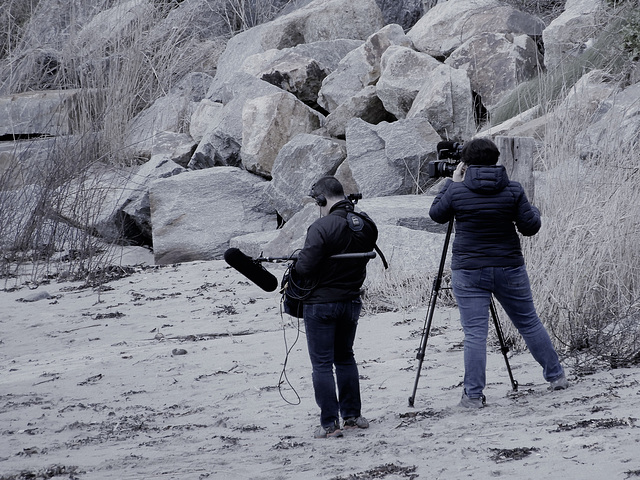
{"left": 189, "top": 99, "right": 224, "bottom": 143}
{"left": 207, "top": 0, "right": 384, "bottom": 101}
{"left": 18, "top": 290, "right": 52, "bottom": 302}
{"left": 124, "top": 73, "right": 212, "bottom": 159}
{"left": 318, "top": 24, "right": 413, "bottom": 112}
{"left": 542, "top": 0, "right": 605, "bottom": 72}
{"left": 575, "top": 82, "right": 640, "bottom": 158}
{"left": 267, "top": 133, "right": 347, "bottom": 221}
{"left": 325, "top": 86, "right": 395, "bottom": 138}
{"left": 376, "top": 45, "right": 441, "bottom": 119}
{"left": 190, "top": 74, "right": 283, "bottom": 169}
{"left": 120, "top": 155, "right": 187, "bottom": 243}
{"left": 407, "top": 64, "right": 475, "bottom": 141}
{"left": 345, "top": 117, "right": 442, "bottom": 198}
{"left": 407, "top": 0, "right": 545, "bottom": 59}
{"left": 374, "top": 0, "right": 424, "bottom": 31}
{"left": 240, "top": 91, "right": 324, "bottom": 178}
{"left": 445, "top": 32, "right": 543, "bottom": 111}
{"left": 258, "top": 52, "right": 329, "bottom": 106}
{"left": 149, "top": 167, "right": 276, "bottom": 265}
{"left": 0, "top": 90, "right": 85, "bottom": 137}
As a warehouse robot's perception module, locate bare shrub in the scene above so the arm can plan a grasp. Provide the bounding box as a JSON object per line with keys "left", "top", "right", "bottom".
{"left": 0, "top": 133, "right": 135, "bottom": 287}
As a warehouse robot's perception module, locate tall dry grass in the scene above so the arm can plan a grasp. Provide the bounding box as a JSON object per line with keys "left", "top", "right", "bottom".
{"left": 522, "top": 98, "right": 640, "bottom": 369}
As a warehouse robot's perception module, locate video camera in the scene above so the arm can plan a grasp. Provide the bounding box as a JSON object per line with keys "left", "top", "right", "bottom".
{"left": 427, "top": 141, "right": 464, "bottom": 179}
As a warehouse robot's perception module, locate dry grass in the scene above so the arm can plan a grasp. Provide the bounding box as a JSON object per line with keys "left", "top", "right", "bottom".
{"left": 523, "top": 113, "right": 640, "bottom": 367}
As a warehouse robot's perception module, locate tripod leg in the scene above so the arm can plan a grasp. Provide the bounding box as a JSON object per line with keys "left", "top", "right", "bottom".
{"left": 489, "top": 298, "right": 518, "bottom": 391}
{"left": 408, "top": 292, "right": 437, "bottom": 407}
{"left": 408, "top": 219, "right": 454, "bottom": 407}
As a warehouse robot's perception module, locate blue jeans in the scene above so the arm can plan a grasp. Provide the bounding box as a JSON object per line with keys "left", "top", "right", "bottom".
{"left": 303, "top": 299, "right": 362, "bottom": 428}
{"left": 452, "top": 266, "right": 564, "bottom": 398}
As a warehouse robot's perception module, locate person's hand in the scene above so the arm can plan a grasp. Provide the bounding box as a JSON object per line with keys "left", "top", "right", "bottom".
{"left": 452, "top": 162, "right": 467, "bottom": 182}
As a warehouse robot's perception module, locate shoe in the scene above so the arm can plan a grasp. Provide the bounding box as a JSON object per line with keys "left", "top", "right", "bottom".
{"left": 550, "top": 374, "right": 569, "bottom": 390}
{"left": 314, "top": 422, "right": 343, "bottom": 439}
{"left": 459, "top": 391, "right": 486, "bottom": 409}
{"left": 343, "top": 416, "right": 369, "bottom": 430}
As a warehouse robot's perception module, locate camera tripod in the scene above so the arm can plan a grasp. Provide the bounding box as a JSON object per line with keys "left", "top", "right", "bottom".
{"left": 408, "top": 219, "right": 519, "bottom": 407}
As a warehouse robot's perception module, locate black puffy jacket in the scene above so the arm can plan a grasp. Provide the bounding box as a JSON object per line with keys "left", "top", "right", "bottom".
{"left": 294, "top": 200, "right": 378, "bottom": 303}
{"left": 429, "top": 165, "right": 540, "bottom": 270}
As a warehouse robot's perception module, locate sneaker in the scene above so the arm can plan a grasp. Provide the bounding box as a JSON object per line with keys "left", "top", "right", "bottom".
{"left": 343, "top": 416, "right": 369, "bottom": 430}
{"left": 314, "top": 422, "right": 343, "bottom": 439}
{"left": 459, "top": 391, "right": 486, "bottom": 409}
{"left": 550, "top": 374, "right": 569, "bottom": 390}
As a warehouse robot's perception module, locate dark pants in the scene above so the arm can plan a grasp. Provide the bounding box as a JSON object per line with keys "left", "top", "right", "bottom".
{"left": 303, "top": 299, "right": 362, "bottom": 428}
{"left": 452, "top": 266, "right": 564, "bottom": 398}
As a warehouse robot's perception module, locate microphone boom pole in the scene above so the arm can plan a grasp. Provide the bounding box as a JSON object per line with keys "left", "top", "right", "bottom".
{"left": 255, "top": 251, "right": 376, "bottom": 263}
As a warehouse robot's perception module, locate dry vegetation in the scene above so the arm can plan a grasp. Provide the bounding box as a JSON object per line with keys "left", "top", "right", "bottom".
{"left": 1, "top": 0, "right": 639, "bottom": 369}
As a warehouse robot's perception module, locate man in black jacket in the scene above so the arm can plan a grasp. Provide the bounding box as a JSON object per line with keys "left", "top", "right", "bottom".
{"left": 294, "top": 176, "right": 378, "bottom": 438}
{"left": 429, "top": 138, "right": 568, "bottom": 409}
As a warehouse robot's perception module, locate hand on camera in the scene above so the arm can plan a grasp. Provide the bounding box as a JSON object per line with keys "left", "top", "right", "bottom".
{"left": 453, "top": 162, "right": 467, "bottom": 182}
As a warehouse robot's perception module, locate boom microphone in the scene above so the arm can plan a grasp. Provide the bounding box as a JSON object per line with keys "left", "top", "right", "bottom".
{"left": 224, "top": 248, "right": 279, "bottom": 292}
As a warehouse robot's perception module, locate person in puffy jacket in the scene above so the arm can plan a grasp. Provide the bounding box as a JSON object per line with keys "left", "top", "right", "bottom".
{"left": 294, "top": 176, "right": 378, "bottom": 437}
{"left": 429, "top": 138, "right": 568, "bottom": 409}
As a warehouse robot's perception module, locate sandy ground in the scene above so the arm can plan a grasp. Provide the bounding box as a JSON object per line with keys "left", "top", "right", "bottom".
{"left": 1, "top": 256, "right": 639, "bottom": 480}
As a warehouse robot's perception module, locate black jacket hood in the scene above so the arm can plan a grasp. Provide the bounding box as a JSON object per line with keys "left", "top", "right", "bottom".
{"left": 464, "top": 165, "right": 509, "bottom": 194}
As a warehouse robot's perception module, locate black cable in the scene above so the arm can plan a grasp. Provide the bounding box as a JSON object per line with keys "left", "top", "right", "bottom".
{"left": 278, "top": 297, "right": 302, "bottom": 405}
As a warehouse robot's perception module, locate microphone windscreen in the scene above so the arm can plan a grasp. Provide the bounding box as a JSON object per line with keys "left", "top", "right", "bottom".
{"left": 224, "top": 248, "right": 279, "bottom": 292}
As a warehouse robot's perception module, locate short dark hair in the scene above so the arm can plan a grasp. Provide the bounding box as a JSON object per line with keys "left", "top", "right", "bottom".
{"left": 461, "top": 138, "right": 500, "bottom": 166}
{"left": 310, "top": 176, "right": 344, "bottom": 199}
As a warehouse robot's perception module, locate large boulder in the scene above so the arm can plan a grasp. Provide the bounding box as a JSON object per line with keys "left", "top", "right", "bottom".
{"left": 239, "top": 39, "right": 364, "bottom": 107}
{"left": 241, "top": 39, "right": 365, "bottom": 78}
{"left": 241, "top": 91, "right": 324, "bottom": 178}
{"left": 0, "top": 138, "right": 59, "bottom": 189}
{"left": 189, "top": 74, "right": 283, "bottom": 169}
{"left": 345, "top": 117, "right": 442, "bottom": 198}
{"left": 376, "top": 45, "right": 441, "bottom": 120}
{"left": 74, "top": 0, "right": 153, "bottom": 55}
{"left": 542, "top": 0, "right": 605, "bottom": 72}
{"left": 267, "top": 133, "right": 347, "bottom": 221}
{"left": 324, "top": 85, "right": 395, "bottom": 138}
{"left": 0, "top": 90, "right": 86, "bottom": 137}
{"left": 445, "top": 32, "right": 543, "bottom": 111}
{"left": 317, "top": 24, "right": 414, "bottom": 112}
{"left": 257, "top": 52, "right": 329, "bottom": 108}
{"left": 575, "top": 82, "right": 640, "bottom": 158}
{"left": 149, "top": 167, "right": 276, "bottom": 265}
{"left": 207, "top": 0, "right": 385, "bottom": 100}
{"left": 189, "top": 99, "right": 224, "bottom": 143}
{"left": 407, "top": 64, "right": 475, "bottom": 141}
{"left": 407, "top": 0, "right": 545, "bottom": 59}
{"left": 119, "top": 155, "right": 187, "bottom": 245}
